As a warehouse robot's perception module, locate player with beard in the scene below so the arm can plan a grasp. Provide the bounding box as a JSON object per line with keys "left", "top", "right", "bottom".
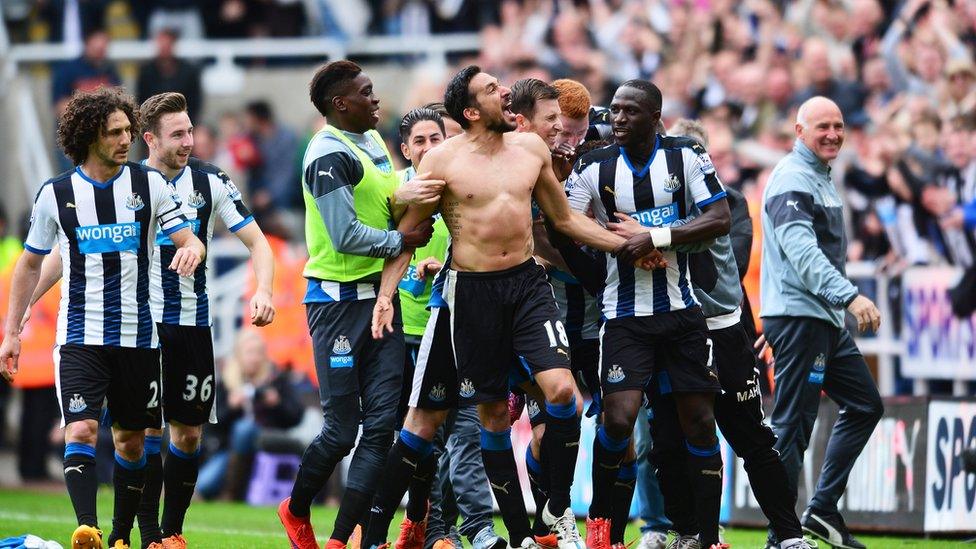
{"left": 362, "top": 65, "right": 653, "bottom": 549}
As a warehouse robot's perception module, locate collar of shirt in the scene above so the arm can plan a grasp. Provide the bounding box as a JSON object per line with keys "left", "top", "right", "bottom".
{"left": 793, "top": 138, "right": 831, "bottom": 176}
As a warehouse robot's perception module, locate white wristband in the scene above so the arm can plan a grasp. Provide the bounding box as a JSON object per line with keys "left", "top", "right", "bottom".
{"left": 648, "top": 227, "right": 672, "bottom": 248}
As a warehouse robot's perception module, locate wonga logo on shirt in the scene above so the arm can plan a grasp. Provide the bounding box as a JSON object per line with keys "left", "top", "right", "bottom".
{"left": 630, "top": 203, "right": 678, "bottom": 228}
{"left": 76, "top": 223, "right": 141, "bottom": 254}
{"left": 399, "top": 265, "right": 426, "bottom": 297}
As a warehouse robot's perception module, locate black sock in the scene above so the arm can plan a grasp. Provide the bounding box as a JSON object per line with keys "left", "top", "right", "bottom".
{"left": 610, "top": 460, "right": 637, "bottom": 543}
{"left": 686, "top": 442, "right": 723, "bottom": 546}
{"left": 161, "top": 442, "right": 200, "bottom": 537}
{"left": 108, "top": 452, "right": 148, "bottom": 547}
{"left": 362, "top": 430, "right": 432, "bottom": 546}
{"left": 331, "top": 488, "right": 372, "bottom": 544}
{"left": 526, "top": 446, "right": 549, "bottom": 537}
{"left": 289, "top": 437, "right": 343, "bottom": 518}
{"left": 652, "top": 450, "right": 697, "bottom": 535}
{"left": 481, "top": 428, "right": 532, "bottom": 545}
{"left": 588, "top": 426, "right": 628, "bottom": 520}
{"left": 542, "top": 399, "right": 581, "bottom": 515}
{"left": 64, "top": 443, "right": 99, "bottom": 527}
{"left": 137, "top": 436, "right": 163, "bottom": 547}
{"left": 405, "top": 451, "right": 436, "bottom": 522}
{"left": 743, "top": 449, "right": 802, "bottom": 541}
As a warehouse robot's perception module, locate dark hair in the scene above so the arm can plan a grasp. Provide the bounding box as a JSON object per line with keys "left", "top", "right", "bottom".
{"left": 309, "top": 60, "right": 363, "bottom": 117}
{"left": 619, "top": 79, "right": 663, "bottom": 113}
{"left": 140, "top": 92, "right": 188, "bottom": 135}
{"left": 423, "top": 101, "right": 452, "bottom": 120}
{"left": 245, "top": 100, "right": 273, "bottom": 123}
{"left": 399, "top": 107, "right": 446, "bottom": 142}
{"left": 444, "top": 65, "right": 482, "bottom": 129}
{"left": 510, "top": 78, "right": 560, "bottom": 119}
{"left": 57, "top": 87, "right": 139, "bottom": 165}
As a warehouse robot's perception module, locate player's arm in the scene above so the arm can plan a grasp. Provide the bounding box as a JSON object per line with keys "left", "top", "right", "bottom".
{"left": 234, "top": 223, "right": 275, "bottom": 326}
{"left": 1, "top": 251, "right": 46, "bottom": 381}
{"left": 614, "top": 142, "right": 732, "bottom": 262}
{"left": 392, "top": 171, "right": 445, "bottom": 221}
{"left": 531, "top": 218, "right": 570, "bottom": 272}
{"left": 372, "top": 153, "right": 442, "bottom": 338}
{"left": 529, "top": 135, "right": 626, "bottom": 254}
{"left": 19, "top": 251, "right": 63, "bottom": 330}
{"left": 308, "top": 151, "right": 427, "bottom": 258}
{"left": 168, "top": 228, "right": 205, "bottom": 277}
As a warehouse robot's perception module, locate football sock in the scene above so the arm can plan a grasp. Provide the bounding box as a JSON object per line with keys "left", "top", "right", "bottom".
{"left": 108, "top": 452, "right": 148, "bottom": 547}
{"left": 362, "top": 430, "right": 431, "bottom": 546}
{"left": 161, "top": 442, "right": 200, "bottom": 537}
{"left": 526, "top": 446, "right": 549, "bottom": 536}
{"left": 137, "top": 435, "right": 163, "bottom": 547}
{"left": 405, "top": 450, "right": 437, "bottom": 522}
{"left": 481, "top": 428, "right": 532, "bottom": 544}
{"left": 64, "top": 443, "right": 98, "bottom": 527}
{"left": 542, "top": 398, "right": 580, "bottom": 515}
{"left": 687, "top": 441, "right": 723, "bottom": 546}
{"left": 611, "top": 460, "right": 637, "bottom": 543}
{"left": 589, "top": 426, "right": 629, "bottom": 519}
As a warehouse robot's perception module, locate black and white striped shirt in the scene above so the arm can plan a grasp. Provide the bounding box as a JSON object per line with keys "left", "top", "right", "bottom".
{"left": 24, "top": 163, "right": 189, "bottom": 348}
{"left": 150, "top": 158, "right": 253, "bottom": 327}
{"left": 566, "top": 135, "right": 726, "bottom": 319}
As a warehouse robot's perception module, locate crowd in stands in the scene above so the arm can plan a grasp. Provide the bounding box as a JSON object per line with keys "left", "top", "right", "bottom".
{"left": 1, "top": 0, "right": 975, "bottom": 490}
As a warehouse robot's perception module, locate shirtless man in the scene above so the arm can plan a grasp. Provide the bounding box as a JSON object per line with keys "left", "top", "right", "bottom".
{"left": 361, "top": 66, "right": 648, "bottom": 549}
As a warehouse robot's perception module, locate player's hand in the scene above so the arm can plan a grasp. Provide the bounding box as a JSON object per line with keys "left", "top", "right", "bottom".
{"left": 754, "top": 333, "right": 774, "bottom": 367}
{"left": 608, "top": 212, "right": 644, "bottom": 238}
{"left": 395, "top": 172, "right": 446, "bottom": 205}
{"left": 416, "top": 257, "right": 443, "bottom": 279}
{"left": 371, "top": 295, "right": 395, "bottom": 339}
{"left": 249, "top": 289, "right": 275, "bottom": 327}
{"left": 551, "top": 143, "right": 576, "bottom": 181}
{"left": 170, "top": 247, "right": 202, "bottom": 277}
{"left": 847, "top": 294, "right": 882, "bottom": 333}
{"left": 636, "top": 249, "right": 668, "bottom": 270}
{"left": 615, "top": 232, "right": 656, "bottom": 265}
{"left": 401, "top": 218, "right": 435, "bottom": 248}
{"left": 0, "top": 335, "right": 21, "bottom": 383}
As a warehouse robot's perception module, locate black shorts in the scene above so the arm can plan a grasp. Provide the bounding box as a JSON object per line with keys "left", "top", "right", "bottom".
{"left": 444, "top": 259, "right": 571, "bottom": 406}
{"left": 599, "top": 307, "right": 720, "bottom": 396}
{"left": 408, "top": 306, "right": 459, "bottom": 411}
{"left": 55, "top": 344, "right": 162, "bottom": 430}
{"left": 157, "top": 323, "right": 216, "bottom": 426}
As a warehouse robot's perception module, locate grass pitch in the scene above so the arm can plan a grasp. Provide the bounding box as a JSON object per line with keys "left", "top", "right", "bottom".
{"left": 0, "top": 488, "right": 962, "bottom": 548}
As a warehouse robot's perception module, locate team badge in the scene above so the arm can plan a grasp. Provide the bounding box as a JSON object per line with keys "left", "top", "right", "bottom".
{"left": 223, "top": 179, "right": 242, "bottom": 200}
{"left": 333, "top": 336, "right": 352, "bottom": 355}
{"left": 428, "top": 383, "right": 447, "bottom": 402}
{"left": 459, "top": 378, "right": 476, "bottom": 398}
{"left": 664, "top": 173, "right": 681, "bottom": 193}
{"left": 68, "top": 394, "right": 87, "bottom": 413}
{"left": 124, "top": 193, "right": 145, "bottom": 211}
{"left": 527, "top": 399, "right": 540, "bottom": 419}
{"left": 607, "top": 365, "right": 625, "bottom": 384}
{"left": 808, "top": 353, "right": 827, "bottom": 384}
{"left": 188, "top": 190, "right": 207, "bottom": 209}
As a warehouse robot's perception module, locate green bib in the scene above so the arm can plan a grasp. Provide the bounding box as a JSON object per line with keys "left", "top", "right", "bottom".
{"left": 302, "top": 126, "right": 399, "bottom": 282}
{"left": 398, "top": 215, "right": 449, "bottom": 336}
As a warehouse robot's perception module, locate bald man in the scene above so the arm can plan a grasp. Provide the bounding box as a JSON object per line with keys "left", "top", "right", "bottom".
{"left": 759, "top": 96, "right": 883, "bottom": 549}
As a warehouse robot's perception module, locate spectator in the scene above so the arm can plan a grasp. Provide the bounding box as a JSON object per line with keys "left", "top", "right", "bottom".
{"left": 50, "top": 28, "right": 120, "bottom": 117}
{"left": 244, "top": 101, "right": 300, "bottom": 214}
{"left": 136, "top": 29, "right": 203, "bottom": 121}
{"left": 933, "top": 116, "right": 976, "bottom": 267}
{"left": 198, "top": 332, "right": 305, "bottom": 500}
{"left": 940, "top": 59, "right": 976, "bottom": 121}
{"left": 145, "top": 0, "right": 205, "bottom": 40}
{"left": 793, "top": 37, "right": 867, "bottom": 118}
{"left": 191, "top": 124, "right": 218, "bottom": 163}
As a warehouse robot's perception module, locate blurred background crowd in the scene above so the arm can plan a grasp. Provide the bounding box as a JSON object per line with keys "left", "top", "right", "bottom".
{"left": 0, "top": 0, "right": 974, "bottom": 496}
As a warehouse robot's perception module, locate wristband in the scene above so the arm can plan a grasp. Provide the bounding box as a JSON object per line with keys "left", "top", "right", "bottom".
{"left": 647, "top": 227, "right": 672, "bottom": 248}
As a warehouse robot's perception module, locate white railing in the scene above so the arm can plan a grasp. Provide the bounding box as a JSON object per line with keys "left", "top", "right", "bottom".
{"left": 7, "top": 33, "right": 483, "bottom": 67}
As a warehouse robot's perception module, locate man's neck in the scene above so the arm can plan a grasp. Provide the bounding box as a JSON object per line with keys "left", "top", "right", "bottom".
{"left": 145, "top": 155, "right": 181, "bottom": 181}
{"left": 331, "top": 117, "right": 368, "bottom": 135}
{"left": 79, "top": 159, "right": 122, "bottom": 183}
{"left": 466, "top": 125, "right": 506, "bottom": 152}
{"left": 623, "top": 137, "right": 656, "bottom": 165}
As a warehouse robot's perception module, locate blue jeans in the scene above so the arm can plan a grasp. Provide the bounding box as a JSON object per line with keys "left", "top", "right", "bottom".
{"left": 634, "top": 409, "right": 671, "bottom": 534}
{"left": 424, "top": 406, "right": 495, "bottom": 547}
{"left": 197, "top": 418, "right": 258, "bottom": 499}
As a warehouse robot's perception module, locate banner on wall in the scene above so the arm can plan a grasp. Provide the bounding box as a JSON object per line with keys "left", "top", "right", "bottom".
{"left": 725, "top": 398, "right": 929, "bottom": 532}
{"left": 901, "top": 266, "right": 976, "bottom": 380}
{"left": 924, "top": 400, "right": 976, "bottom": 532}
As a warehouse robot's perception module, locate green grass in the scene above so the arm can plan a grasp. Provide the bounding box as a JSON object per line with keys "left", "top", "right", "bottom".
{"left": 0, "top": 488, "right": 963, "bottom": 548}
